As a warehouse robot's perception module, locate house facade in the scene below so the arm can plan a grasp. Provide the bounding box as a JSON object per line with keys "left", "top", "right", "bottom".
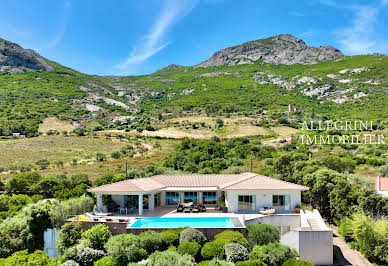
{"left": 88, "top": 173, "right": 309, "bottom": 216}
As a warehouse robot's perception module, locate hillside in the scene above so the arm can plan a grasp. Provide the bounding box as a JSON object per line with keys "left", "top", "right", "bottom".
{"left": 0, "top": 35, "right": 387, "bottom": 136}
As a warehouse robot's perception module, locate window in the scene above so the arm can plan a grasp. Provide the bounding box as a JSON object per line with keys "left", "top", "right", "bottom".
{"left": 238, "top": 195, "right": 255, "bottom": 210}
{"left": 202, "top": 192, "right": 217, "bottom": 205}
{"left": 166, "top": 192, "right": 180, "bottom": 205}
{"left": 184, "top": 192, "right": 198, "bottom": 204}
{"left": 272, "top": 195, "right": 291, "bottom": 211}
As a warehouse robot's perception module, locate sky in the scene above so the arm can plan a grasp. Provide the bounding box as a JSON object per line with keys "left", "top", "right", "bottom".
{"left": 1, "top": 0, "right": 387, "bottom": 75}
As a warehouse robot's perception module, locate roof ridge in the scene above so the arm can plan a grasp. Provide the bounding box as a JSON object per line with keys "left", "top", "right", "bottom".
{"left": 219, "top": 172, "right": 258, "bottom": 189}
{"left": 132, "top": 178, "right": 166, "bottom": 190}
{"left": 87, "top": 178, "right": 142, "bottom": 192}
{"left": 257, "top": 175, "right": 309, "bottom": 189}
{"left": 222, "top": 174, "right": 309, "bottom": 190}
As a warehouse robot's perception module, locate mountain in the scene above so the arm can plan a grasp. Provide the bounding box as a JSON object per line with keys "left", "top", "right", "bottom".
{"left": 0, "top": 34, "right": 386, "bottom": 136}
{"left": 0, "top": 38, "right": 53, "bottom": 73}
{"left": 196, "top": 34, "right": 343, "bottom": 67}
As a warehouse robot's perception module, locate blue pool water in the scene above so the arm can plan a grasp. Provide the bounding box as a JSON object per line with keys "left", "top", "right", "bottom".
{"left": 130, "top": 217, "right": 235, "bottom": 228}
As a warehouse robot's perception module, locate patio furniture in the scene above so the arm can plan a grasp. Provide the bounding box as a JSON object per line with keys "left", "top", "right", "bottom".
{"left": 176, "top": 204, "right": 184, "bottom": 212}
{"left": 128, "top": 207, "right": 136, "bottom": 214}
{"left": 93, "top": 209, "right": 112, "bottom": 216}
{"left": 184, "top": 208, "right": 191, "bottom": 213}
{"left": 258, "top": 207, "right": 275, "bottom": 215}
{"left": 192, "top": 205, "right": 200, "bottom": 213}
{"left": 107, "top": 202, "right": 120, "bottom": 213}
{"left": 182, "top": 202, "right": 193, "bottom": 208}
{"left": 119, "top": 207, "right": 128, "bottom": 215}
{"left": 198, "top": 204, "right": 206, "bottom": 212}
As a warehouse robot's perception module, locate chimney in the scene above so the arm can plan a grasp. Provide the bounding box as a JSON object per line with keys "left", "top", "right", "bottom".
{"left": 377, "top": 176, "right": 381, "bottom": 191}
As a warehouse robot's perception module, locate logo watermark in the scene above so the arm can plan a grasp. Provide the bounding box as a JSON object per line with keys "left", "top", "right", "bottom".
{"left": 300, "top": 120, "right": 384, "bottom": 145}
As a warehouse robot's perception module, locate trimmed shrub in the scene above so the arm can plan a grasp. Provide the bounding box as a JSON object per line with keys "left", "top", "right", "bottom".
{"left": 197, "top": 261, "right": 211, "bottom": 266}
{"left": 64, "top": 245, "right": 105, "bottom": 266}
{"left": 144, "top": 250, "right": 196, "bottom": 266}
{"left": 247, "top": 224, "right": 280, "bottom": 245}
{"left": 139, "top": 230, "right": 165, "bottom": 253}
{"left": 177, "top": 242, "right": 201, "bottom": 260}
{"left": 94, "top": 256, "right": 117, "bottom": 266}
{"left": 179, "top": 228, "right": 207, "bottom": 246}
{"left": 224, "top": 242, "right": 249, "bottom": 263}
{"left": 249, "top": 243, "right": 298, "bottom": 266}
{"left": 236, "top": 260, "right": 268, "bottom": 266}
{"left": 81, "top": 223, "right": 112, "bottom": 251}
{"left": 282, "top": 258, "right": 314, "bottom": 266}
{"left": 77, "top": 247, "right": 105, "bottom": 266}
{"left": 161, "top": 230, "right": 180, "bottom": 246}
{"left": 201, "top": 241, "right": 225, "bottom": 260}
{"left": 214, "top": 230, "right": 250, "bottom": 250}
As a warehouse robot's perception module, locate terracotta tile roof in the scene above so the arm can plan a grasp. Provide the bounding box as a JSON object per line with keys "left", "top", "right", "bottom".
{"left": 376, "top": 177, "right": 388, "bottom": 191}
{"left": 221, "top": 174, "right": 309, "bottom": 191}
{"left": 152, "top": 173, "right": 255, "bottom": 187}
{"left": 88, "top": 173, "right": 309, "bottom": 193}
{"left": 88, "top": 178, "right": 165, "bottom": 193}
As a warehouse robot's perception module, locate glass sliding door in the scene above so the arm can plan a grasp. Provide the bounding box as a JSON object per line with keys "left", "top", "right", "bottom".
{"left": 124, "top": 195, "right": 138, "bottom": 208}
{"left": 238, "top": 195, "right": 255, "bottom": 211}
{"left": 166, "top": 192, "right": 180, "bottom": 205}
{"left": 184, "top": 192, "right": 198, "bottom": 204}
{"left": 154, "top": 193, "right": 161, "bottom": 208}
{"left": 202, "top": 192, "right": 217, "bottom": 205}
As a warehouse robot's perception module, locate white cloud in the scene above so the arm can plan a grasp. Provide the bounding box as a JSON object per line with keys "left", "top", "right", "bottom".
{"left": 335, "top": 5, "right": 387, "bottom": 54}
{"left": 116, "top": 0, "right": 196, "bottom": 70}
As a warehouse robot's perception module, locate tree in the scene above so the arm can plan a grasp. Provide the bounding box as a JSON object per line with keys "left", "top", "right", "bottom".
{"left": 111, "top": 151, "right": 121, "bottom": 159}
{"left": 96, "top": 153, "right": 107, "bottom": 162}
{"left": 247, "top": 224, "right": 280, "bottom": 245}
{"left": 303, "top": 169, "right": 341, "bottom": 221}
{"left": 5, "top": 172, "right": 41, "bottom": 195}
{"left": 57, "top": 222, "right": 84, "bottom": 255}
{"left": 274, "top": 152, "right": 308, "bottom": 182}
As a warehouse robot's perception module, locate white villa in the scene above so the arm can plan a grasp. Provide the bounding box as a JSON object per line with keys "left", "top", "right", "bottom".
{"left": 88, "top": 172, "right": 309, "bottom": 216}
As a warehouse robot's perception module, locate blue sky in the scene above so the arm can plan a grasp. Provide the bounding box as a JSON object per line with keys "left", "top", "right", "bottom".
{"left": 1, "top": 0, "right": 387, "bottom": 75}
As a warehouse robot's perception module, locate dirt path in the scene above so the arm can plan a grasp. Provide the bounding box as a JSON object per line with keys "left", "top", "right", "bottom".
{"left": 329, "top": 224, "right": 372, "bottom": 266}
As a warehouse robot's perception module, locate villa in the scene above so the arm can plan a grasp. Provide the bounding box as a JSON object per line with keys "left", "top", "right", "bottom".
{"left": 88, "top": 172, "right": 308, "bottom": 216}
{"left": 80, "top": 173, "right": 333, "bottom": 265}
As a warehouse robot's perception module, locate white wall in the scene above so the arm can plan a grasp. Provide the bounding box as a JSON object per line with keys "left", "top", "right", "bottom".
{"left": 44, "top": 228, "right": 60, "bottom": 257}
{"left": 225, "top": 190, "right": 301, "bottom": 213}
{"left": 281, "top": 230, "right": 333, "bottom": 265}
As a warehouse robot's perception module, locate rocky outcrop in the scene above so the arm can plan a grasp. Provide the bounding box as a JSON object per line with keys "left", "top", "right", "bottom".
{"left": 196, "top": 34, "right": 343, "bottom": 68}
{"left": 0, "top": 38, "right": 53, "bottom": 72}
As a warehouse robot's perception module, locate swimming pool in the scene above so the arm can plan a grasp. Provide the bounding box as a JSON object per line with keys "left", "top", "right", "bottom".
{"left": 130, "top": 217, "right": 235, "bottom": 228}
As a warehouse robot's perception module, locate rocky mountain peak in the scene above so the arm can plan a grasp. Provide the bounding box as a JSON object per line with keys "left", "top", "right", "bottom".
{"left": 196, "top": 34, "right": 343, "bottom": 68}
{"left": 0, "top": 38, "right": 53, "bottom": 73}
